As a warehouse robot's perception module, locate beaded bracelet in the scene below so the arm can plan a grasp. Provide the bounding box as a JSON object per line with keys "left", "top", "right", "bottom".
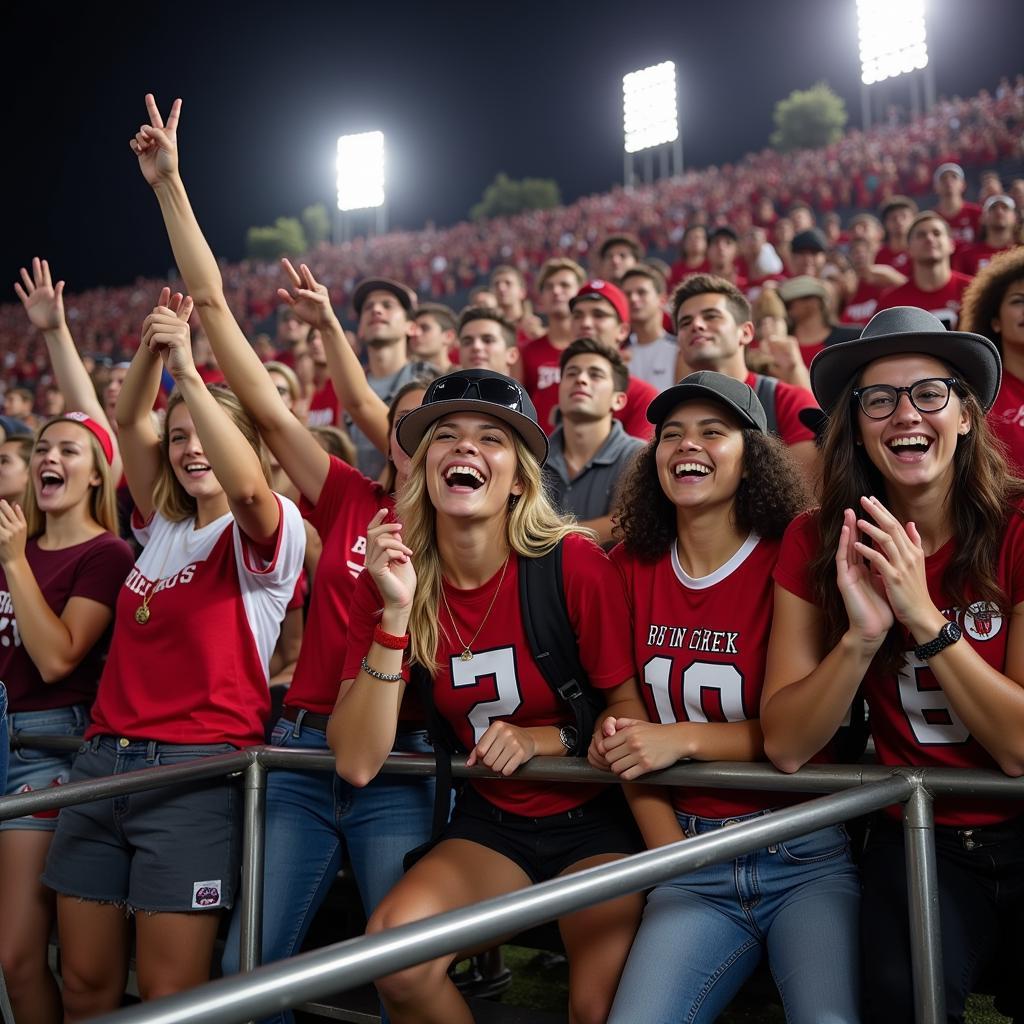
{"left": 373, "top": 624, "right": 410, "bottom": 650}
{"left": 360, "top": 656, "right": 403, "bottom": 683}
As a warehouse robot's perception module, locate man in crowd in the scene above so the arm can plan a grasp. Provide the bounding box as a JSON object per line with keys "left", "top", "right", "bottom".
{"left": 841, "top": 237, "right": 907, "bottom": 323}
{"left": 304, "top": 328, "right": 342, "bottom": 428}
{"left": 707, "top": 227, "right": 746, "bottom": 289}
{"left": 789, "top": 229, "right": 828, "bottom": 278}
{"left": 349, "top": 277, "right": 421, "bottom": 477}
{"left": 457, "top": 307, "right": 520, "bottom": 375}
{"left": 778, "top": 276, "right": 859, "bottom": 373}
{"left": 520, "top": 258, "right": 585, "bottom": 432}
{"left": 490, "top": 264, "right": 543, "bottom": 346}
{"left": 673, "top": 274, "right": 820, "bottom": 488}
{"left": 876, "top": 196, "right": 918, "bottom": 273}
{"left": 933, "top": 162, "right": 982, "bottom": 247}
{"left": 568, "top": 280, "right": 657, "bottom": 440}
{"left": 620, "top": 265, "right": 677, "bottom": 391}
{"left": 274, "top": 305, "right": 311, "bottom": 366}
{"left": 2, "top": 387, "right": 37, "bottom": 430}
{"left": 543, "top": 339, "right": 643, "bottom": 544}
{"left": 876, "top": 212, "right": 973, "bottom": 328}
{"left": 847, "top": 212, "right": 885, "bottom": 250}
{"left": 411, "top": 302, "right": 456, "bottom": 373}
{"left": 954, "top": 195, "right": 1020, "bottom": 275}
{"left": 597, "top": 234, "right": 643, "bottom": 282}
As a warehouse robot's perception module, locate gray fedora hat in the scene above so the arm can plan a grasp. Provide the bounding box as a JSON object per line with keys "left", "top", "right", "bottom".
{"left": 809, "top": 306, "right": 1001, "bottom": 414}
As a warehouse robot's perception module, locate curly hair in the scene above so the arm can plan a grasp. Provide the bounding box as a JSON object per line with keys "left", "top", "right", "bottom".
{"left": 614, "top": 429, "right": 809, "bottom": 560}
{"left": 959, "top": 247, "right": 1024, "bottom": 352}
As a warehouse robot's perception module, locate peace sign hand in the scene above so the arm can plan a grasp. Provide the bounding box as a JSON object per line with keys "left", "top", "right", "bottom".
{"left": 277, "top": 260, "right": 337, "bottom": 330}
{"left": 141, "top": 287, "right": 196, "bottom": 381}
{"left": 14, "top": 257, "right": 65, "bottom": 332}
{"left": 129, "top": 93, "right": 182, "bottom": 188}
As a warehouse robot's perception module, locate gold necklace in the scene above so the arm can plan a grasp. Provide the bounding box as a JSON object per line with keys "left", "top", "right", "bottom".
{"left": 134, "top": 544, "right": 174, "bottom": 625}
{"left": 440, "top": 554, "right": 511, "bottom": 661}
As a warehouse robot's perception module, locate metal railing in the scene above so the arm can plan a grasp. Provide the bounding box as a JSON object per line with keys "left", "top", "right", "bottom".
{"left": 6, "top": 739, "right": 1024, "bottom": 1024}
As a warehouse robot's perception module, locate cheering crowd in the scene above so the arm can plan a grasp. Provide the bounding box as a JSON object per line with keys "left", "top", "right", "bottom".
{"left": 1, "top": 80, "right": 1024, "bottom": 1024}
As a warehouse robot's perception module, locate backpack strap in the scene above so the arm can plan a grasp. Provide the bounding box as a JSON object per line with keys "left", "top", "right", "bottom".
{"left": 517, "top": 539, "right": 599, "bottom": 755}
{"left": 752, "top": 373, "right": 779, "bottom": 437}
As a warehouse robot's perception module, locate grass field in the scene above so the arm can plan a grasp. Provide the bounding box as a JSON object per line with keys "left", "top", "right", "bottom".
{"left": 497, "top": 946, "right": 1012, "bottom": 1022}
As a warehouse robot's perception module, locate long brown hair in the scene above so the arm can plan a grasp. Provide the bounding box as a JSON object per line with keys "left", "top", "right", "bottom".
{"left": 810, "top": 373, "right": 1024, "bottom": 673}
{"left": 615, "top": 429, "right": 808, "bottom": 559}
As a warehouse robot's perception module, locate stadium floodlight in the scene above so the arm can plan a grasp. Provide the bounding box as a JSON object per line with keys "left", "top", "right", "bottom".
{"left": 336, "top": 131, "right": 385, "bottom": 211}
{"left": 856, "top": 0, "right": 928, "bottom": 86}
{"left": 622, "top": 61, "right": 678, "bottom": 154}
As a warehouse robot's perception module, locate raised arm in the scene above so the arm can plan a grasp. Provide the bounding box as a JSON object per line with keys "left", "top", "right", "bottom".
{"left": 148, "top": 295, "right": 281, "bottom": 543}
{"left": 129, "top": 93, "right": 330, "bottom": 505}
{"left": 115, "top": 289, "right": 191, "bottom": 519}
{"left": 278, "top": 260, "right": 391, "bottom": 454}
{"left": 15, "top": 258, "right": 123, "bottom": 481}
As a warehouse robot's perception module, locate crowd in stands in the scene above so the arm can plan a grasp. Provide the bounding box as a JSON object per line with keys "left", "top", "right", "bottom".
{"left": 3, "top": 76, "right": 1024, "bottom": 1024}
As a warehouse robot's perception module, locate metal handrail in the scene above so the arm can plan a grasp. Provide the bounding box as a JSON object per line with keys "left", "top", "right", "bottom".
{"left": 9, "top": 739, "right": 1024, "bottom": 1023}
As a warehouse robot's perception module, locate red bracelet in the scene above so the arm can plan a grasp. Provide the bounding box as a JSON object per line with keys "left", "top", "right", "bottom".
{"left": 374, "top": 624, "right": 410, "bottom": 650}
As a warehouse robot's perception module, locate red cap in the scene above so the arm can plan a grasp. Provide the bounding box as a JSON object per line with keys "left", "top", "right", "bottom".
{"left": 46, "top": 412, "right": 115, "bottom": 465}
{"left": 569, "top": 279, "right": 629, "bottom": 324}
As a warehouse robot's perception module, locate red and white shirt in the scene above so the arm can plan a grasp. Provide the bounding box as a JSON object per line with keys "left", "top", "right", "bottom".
{"left": 307, "top": 378, "right": 342, "bottom": 428}
{"left": 774, "top": 509, "right": 1024, "bottom": 826}
{"left": 988, "top": 371, "right": 1024, "bottom": 476}
{"left": 937, "top": 202, "right": 983, "bottom": 247}
{"left": 343, "top": 533, "right": 635, "bottom": 817}
{"left": 613, "top": 535, "right": 793, "bottom": 819}
{"left": 287, "top": 457, "right": 394, "bottom": 714}
{"left": 520, "top": 335, "right": 565, "bottom": 434}
{"left": 841, "top": 279, "right": 887, "bottom": 324}
{"left": 876, "top": 272, "right": 973, "bottom": 329}
{"left": 88, "top": 497, "right": 305, "bottom": 747}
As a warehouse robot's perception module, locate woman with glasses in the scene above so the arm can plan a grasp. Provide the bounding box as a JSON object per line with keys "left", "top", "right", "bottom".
{"left": 761, "top": 306, "right": 1024, "bottom": 1022}
{"left": 333, "top": 368, "right": 647, "bottom": 1024}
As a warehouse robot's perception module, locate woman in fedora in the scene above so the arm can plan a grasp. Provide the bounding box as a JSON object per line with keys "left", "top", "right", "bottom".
{"left": 332, "top": 368, "right": 646, "bottom": 1024}
{"left": 597, "top": 371, "right": 860, "bottom": 1024}
{"left": 761, "top": 305, "right": 1024, "bottom": 1021}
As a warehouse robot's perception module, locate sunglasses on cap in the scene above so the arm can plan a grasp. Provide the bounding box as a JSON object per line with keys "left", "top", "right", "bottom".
{"left": 426, "top": 374, "right": 527, "bottom": 412}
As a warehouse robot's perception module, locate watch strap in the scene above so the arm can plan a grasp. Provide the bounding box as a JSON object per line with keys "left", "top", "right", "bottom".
{"left": 914, "top": 621, "right": 962, "bottom": 661}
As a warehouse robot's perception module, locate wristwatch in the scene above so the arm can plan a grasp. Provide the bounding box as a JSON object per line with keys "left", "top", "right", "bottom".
{"left": 914, "top": 621, "right": 963, "bottom": 661}
{"left": 559, "top": 725, "right": 579, "bottom": 753}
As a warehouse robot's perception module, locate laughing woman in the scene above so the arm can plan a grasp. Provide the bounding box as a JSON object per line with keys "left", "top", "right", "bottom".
{"left": 762, "top": 307, "right": 1024, "bottom": 1022}
{"left": 333, "top": 368, "right": 647, "bottom": 1024}
{"left": 41, "top": 292, "right": 304, "bottom": 1020}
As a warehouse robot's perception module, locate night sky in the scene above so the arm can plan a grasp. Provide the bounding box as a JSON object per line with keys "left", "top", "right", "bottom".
{"left": 3, "top": 0, "right": 1023, "bottom": 293}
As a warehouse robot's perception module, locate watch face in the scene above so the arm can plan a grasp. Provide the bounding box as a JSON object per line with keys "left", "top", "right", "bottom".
{"left": 944, "top": 622, "right": 963, "bottom": 641}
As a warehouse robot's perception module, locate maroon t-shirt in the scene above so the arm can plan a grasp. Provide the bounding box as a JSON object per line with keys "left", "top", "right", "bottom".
{"left": 1, "top": 533, "right": 135, "bottom": 712}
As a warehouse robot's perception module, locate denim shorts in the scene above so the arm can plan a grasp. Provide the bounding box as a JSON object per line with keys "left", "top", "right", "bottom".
{"left": 42, "top": 735, "right": 241, "bottom": 912}
{"left": 437, "top": 784, "right": 642, "bottom": 884}
{"left": 2, "top": 704, "right": 88, "bottom": 832}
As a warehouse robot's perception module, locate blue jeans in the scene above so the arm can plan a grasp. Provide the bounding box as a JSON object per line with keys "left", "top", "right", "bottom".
{"left": 0, "top": 683, "right": 8, "bottom": 796}
{"left": 221, "top": 715, "right": 436, "bottom": 1024}
{"left": 608, "top": 810, "right": 861, "bottom": 1024}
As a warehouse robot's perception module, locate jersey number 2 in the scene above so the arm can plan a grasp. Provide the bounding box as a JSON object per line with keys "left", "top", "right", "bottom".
{"left": 451, "top": 646, "right": 523, "bottom": 743}
{"left": 643, "top": 657, "right": 746, "bottom": 724}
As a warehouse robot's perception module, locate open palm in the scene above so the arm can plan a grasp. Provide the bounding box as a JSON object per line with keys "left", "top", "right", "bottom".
{"left": 15, "top": 257, "right": 64, "bottom": 331}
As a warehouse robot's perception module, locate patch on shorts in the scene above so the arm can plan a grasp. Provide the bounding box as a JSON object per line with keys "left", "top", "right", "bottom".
{"left": 191, "top": 880, "right": 222, "bottom": 909}
{"left": 20, "top": 771, "right": 69, "bottom": 819}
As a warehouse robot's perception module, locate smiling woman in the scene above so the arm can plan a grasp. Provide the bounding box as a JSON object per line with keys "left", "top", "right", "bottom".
{"left": 761, "top": 306, "right": 1024, "bottom": 1021}
{"left": 331, "top": 368, "right": 651, "bottom": 1024}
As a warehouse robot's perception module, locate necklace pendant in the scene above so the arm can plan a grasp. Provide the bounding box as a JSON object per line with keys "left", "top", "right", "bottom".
{"left": 134, "top": 605, "right": 151, "bottom": 625}
{"left": 460, "top": 649, "right": 474, "bottom": 662}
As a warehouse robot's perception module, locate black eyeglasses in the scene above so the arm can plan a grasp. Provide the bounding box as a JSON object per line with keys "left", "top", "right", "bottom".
{"left": 427, "top": 375, "right": 525, "bottom": 412}
{"left": 851, "top": 377, "right": 961, "bottom": 420}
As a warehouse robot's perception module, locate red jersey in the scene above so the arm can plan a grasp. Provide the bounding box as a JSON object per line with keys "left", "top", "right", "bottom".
{"left": 774, "top": 509, "right": 1024, "bottom": 825}
{"left": 937, "top": 202, "right": 983, "bottom": 247}
{"left": 342, "top": 534, "right": 635, "bottom": 817}
{"left": 876, "top": 246, "right": 911, "bottom": 274}
{"left": 613, "top": 535, "right": 792, "bottom": 818}
{"left": 286, "top": 457, "right": 394, "bottom": 713}
{"left": 954, "top": 242, "right": 1017, "bottom": 276}
{"left": 617, "top": 377, "right": 657, "bottom": 441}
{"left": 841, "top": 279, "right": 886, "bottom": 324}
{"left": 988, "top": 371, "right": 1024, "bottom": 476}
{"left": 744, "top": 372, "right": 817, "bottom": 447}
{"left": 307, "top": 378, "right": 341, "bottom": 428}
{"left": 876, "top": 272, "right": 973, "bottom": 329}
{"left": 88, "top": 498, "right": 305, "bottom": 747}
{"left": 520, "top": 335, "right": 566, "bottom": 434}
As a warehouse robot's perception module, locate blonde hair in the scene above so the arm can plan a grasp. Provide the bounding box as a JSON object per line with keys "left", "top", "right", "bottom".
{"left": 22, "top": 422, "right": 118, "bottom": 538}
{"left": 396, "top": 423, "right": 584, "bottom": 675}
{"left": 264, "top": 361, "right": 301, "bottom": 403}
{"left": 154, "top": 385, "right": 272, "bottom": 523}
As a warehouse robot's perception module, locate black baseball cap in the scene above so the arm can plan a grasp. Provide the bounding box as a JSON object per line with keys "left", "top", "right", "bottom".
{"left": 352, "top": 278, "right": 417, "bottom": 316}
{"left": 396, "top": 368, "right": 549, "bottom": 464}
{"left": 646, "top": 370, "right": 768, "bottom": 434}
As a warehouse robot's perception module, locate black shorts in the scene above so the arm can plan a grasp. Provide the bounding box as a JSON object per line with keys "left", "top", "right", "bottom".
{"left": 438, "top": 784, "right": 642, "bottom": 884}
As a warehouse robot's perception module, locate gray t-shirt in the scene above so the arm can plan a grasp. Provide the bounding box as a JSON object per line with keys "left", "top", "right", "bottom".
{"left": 542, "top": 420, "right": 644, "bottom": 522}
{"left": 628, "top": 333, "right": 678, "bottom": 392}
{"left": 350, "top": 362, "right": 426, "bottom": 480}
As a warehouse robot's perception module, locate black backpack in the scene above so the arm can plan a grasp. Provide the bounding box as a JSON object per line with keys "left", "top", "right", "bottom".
{"left": 410, "top": 538, "right": 602, "bottom": 839}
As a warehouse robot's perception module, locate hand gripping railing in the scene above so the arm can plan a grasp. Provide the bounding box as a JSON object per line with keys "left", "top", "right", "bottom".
{"left": 7, "top": 740, "right": 1024, "bottom": 1024}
